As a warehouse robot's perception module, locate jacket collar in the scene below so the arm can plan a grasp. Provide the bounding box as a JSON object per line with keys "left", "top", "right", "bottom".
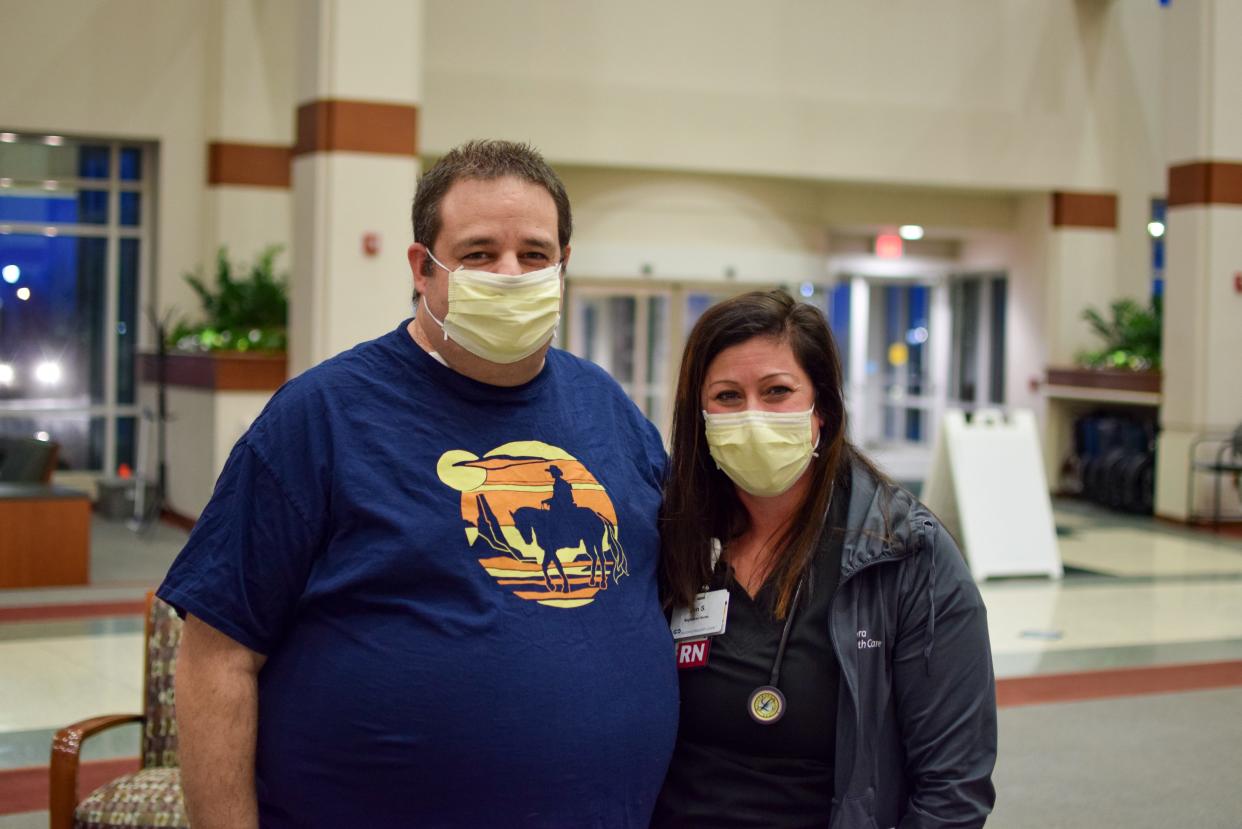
{"left": 838, "top": 455, "right": 920, "bottom": 579}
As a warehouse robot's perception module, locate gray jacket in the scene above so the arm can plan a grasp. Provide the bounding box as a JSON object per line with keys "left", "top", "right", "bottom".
{"left": 829, "top": 460, "right": 997, "bottom": 829}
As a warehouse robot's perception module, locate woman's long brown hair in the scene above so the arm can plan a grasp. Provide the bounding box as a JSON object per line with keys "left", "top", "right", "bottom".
{"left": 660, "top": 289, "right": 851, "bottom": 619}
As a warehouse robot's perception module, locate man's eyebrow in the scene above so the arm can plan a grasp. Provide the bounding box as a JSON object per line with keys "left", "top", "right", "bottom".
{"left": 455, "top": 236, "right": 496, "bottom": 249}
{"left": 523, "top": 237, "right": 556, "bottom": 251}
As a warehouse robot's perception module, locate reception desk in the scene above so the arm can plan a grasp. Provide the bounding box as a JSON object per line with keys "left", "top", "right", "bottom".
{"left": 0, "top": 484, "right": 91, "bottom": 588}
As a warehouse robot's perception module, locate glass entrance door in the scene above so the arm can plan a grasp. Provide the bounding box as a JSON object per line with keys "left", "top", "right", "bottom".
{"left": 849, "top": 276, "right": 947, "bottom": 483}
{"left": 566, "top": 285, "right": 672, "bottom": 434}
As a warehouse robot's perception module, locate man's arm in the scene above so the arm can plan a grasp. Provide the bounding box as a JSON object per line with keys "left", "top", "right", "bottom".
{"left": 175, "top": 613, "right": 268, "bottom": 829}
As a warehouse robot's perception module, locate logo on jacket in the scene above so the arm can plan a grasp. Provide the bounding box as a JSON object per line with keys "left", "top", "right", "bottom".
{"left": 858, "top": 630, "right": 884, "bottom": 650}
{"left": 437, "top": 441, "right": 626, "bottom": 609}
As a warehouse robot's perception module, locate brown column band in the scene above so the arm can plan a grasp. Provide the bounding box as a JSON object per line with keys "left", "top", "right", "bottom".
{"left": 1168, "top": 161, "right": 1242, "bottom": 207}
{"left": 207, "top": 142, "right": 292, "bottom": 188}
{"left": 293, "top": 99, "right": 419, "bottom": 157}
{"left": 1050, "top": 191, "right": 1118, "bottom": 229}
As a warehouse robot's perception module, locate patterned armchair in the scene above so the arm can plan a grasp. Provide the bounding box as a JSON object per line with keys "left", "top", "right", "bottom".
{"left": 49, "top": 593, "right": 188, "bottom": 829}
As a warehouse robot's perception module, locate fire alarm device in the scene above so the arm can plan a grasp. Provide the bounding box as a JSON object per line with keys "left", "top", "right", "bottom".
{"left": 362, "top": 232, "right": 381, "bottom": 257}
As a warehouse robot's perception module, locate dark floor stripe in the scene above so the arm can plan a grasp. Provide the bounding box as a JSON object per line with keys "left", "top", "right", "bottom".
{"left": 0, "top": 601, "right": 144, "bottom": 623}
{"left": 997, "top": 659, "right": 1242, "bottom": 707}
{"left": 0, "top": 757, "right": 139, "bottom": 816}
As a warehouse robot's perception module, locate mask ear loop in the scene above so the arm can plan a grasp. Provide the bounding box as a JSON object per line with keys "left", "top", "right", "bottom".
{"left": 419, "top": 248, "right": 453, "bottom": 344}
{"left": 812, "top": 406, "right": 823, "bottom": 458}
{"left": 420, "top": 294, "right": 450, "bottom": 344}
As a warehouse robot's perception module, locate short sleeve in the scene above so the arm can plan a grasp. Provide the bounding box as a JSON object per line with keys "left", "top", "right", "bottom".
{"left": 157, "top": 438, "right": 326, "bottom": 655}
{"left": 640, "top": 416, "right": 669, "bottom": 488}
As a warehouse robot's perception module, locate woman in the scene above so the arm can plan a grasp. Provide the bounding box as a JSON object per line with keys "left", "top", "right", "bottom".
{"left": 654, "top": 290, "right": 996, "bottom": 829}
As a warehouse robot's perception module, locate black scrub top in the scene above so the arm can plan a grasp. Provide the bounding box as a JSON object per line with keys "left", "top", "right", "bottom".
{"left": 652, "top": 484, "right": 848, "bottom": 829}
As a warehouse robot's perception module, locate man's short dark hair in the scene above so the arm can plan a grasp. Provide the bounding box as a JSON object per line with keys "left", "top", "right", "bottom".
{"left": 410, "top": 140, "right": 573, "bottom": 300}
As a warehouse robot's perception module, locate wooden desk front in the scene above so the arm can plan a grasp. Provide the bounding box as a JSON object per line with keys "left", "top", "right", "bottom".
{"left": 0, "top": 484, "right": 91, "bottom": 588}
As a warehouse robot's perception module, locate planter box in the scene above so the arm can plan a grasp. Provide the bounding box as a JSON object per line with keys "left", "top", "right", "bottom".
{"left": 1045, "top": 367, "right": 1162, "bottom": 396}
{"left": 137, "top": 351, "right": 289, "bottom": 522}
{"left": 138, "top": 351, "right": 287, "bottom": 392}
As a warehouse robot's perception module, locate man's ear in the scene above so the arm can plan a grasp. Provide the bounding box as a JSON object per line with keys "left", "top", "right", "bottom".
{"left": 560, "top": 244, "right": 571, "bottom": 272}
{"left": 409, "top": 243, "right": 432, "bottom": 296}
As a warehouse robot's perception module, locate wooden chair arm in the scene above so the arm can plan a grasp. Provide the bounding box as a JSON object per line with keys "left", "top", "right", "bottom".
{"left": 49, "top": 714, "right": 144, "bottom": 829}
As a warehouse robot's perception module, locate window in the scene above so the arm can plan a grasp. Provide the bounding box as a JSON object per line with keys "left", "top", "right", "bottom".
{"left": 948, "top": 273, "right": 1007, "bottom": 410}
{"left": 0, "top": 133, "right": 153, "bottom": 474}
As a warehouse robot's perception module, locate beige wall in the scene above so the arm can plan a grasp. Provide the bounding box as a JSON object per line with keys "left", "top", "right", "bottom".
{"left": 0, "top": 0, "right": 1165, "bottom": 331}
{"left": 424, "top": 0, "right": 1164, "bottom": 194}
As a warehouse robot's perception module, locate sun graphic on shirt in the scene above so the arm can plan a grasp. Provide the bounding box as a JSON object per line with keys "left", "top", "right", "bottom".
{"left": 436, "top": 441, "right": 626, "bottom": 609}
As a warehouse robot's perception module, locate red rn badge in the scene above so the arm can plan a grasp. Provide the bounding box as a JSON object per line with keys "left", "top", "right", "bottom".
{"left": 676, "top": 638, "right": 711, "bottom": 669}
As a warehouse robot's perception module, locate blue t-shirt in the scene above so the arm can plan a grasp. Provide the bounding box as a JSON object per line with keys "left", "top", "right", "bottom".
{"left": 158, "top": 322, "right": 679, "bottom": 828}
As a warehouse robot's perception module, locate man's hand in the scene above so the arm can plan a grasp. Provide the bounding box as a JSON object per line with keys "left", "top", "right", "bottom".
{"left": 175, "top": 614, "right": 267, "bottom": 829}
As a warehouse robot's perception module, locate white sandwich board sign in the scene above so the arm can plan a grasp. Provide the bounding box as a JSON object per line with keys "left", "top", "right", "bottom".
{"left": 922, "top": 408, "right": 1063, "bottom": 582}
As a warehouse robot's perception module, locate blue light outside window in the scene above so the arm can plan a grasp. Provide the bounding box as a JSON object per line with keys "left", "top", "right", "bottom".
{"left": 1151, "top": 198, "right": 1166, "bottom": 299}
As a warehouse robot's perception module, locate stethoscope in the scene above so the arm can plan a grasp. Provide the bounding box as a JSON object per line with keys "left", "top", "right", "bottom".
{"left": 746, "top": 573, "right": 806, "bottom": 726}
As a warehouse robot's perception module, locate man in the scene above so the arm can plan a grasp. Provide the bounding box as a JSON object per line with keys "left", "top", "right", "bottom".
{"left": 159, "top": 140, "right": 677, "bottom": 828}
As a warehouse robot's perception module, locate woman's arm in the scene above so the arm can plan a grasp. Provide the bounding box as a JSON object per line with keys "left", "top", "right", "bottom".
{"left": 891, "top": 523, "right": 997, "bottom": 829}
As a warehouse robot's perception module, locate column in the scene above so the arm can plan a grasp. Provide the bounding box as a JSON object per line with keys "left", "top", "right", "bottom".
{"left": 204, "top": 0, "right": 298, "bottom": 261}
{"left": 1037, "top": 191, "right": 1120, "bottom": 484}
{"left": 1044, "top": 191, "right": 1120, "bottom": 367}
{"left": 1154, "top": 0, "right": 1242, "bottom": 521}
{"left": 291, "top": 0, "right": 423, "bottom": 374}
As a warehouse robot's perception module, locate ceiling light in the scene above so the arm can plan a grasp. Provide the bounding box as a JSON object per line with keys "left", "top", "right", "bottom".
{"left": 898, "top": 225, "right": 924, "bottom": 241}
{"left": 35, "top": 431, "right": 50, "bottom": 442}
{"left": 43, "top": 135, "right": 64, "bottom": 147}
{"left": 0, "top": 133, "right": 16, "bottom": 143}
{"left": 1147, "top": 221, "right": 1165, "bottom": 238}
{"left": 16, "top": 287, "right": 31, "bottom": 301}
{"left": 0, "top": 178, "right": 11, "bottom": 188}
{"left": 43, "top": 227, "right": 58, "bottom": 237}
{"left": 42, "top": 180, "right": 58, "bottom": 191}
{"left": 35, "top": 360, "right": 61, "bottom": 384}
{"left": 0, "top": 363, "right": 14, "bottom": 386}
{"left": 1, "top": 265, "right": 18, "bottom": 284}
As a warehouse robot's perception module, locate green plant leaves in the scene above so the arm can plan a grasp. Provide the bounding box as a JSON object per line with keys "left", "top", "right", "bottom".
{"left": 1076, "top": 295, "right": 1162, "bottom": 371}
{"left": 169, "top": 246, "right": 289, "bottom": 352}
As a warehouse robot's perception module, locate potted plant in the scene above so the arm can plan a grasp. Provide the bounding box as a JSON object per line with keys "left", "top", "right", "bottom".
{"left": 141, "top": 246, "right": 290, "bottom": 393}
{"left": 1075, "top": 296, "right": 1162, "bottom": 372}
{"left": 1046, "top": 295, "right": 1162, "bottom": 394}
{"left": 169, "top": 245, "right": 288, "bottom": 353}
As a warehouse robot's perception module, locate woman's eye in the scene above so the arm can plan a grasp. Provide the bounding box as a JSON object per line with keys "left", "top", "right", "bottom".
{"left": 765, "top": 386, "right": 792, "bottom": 397}
{"left": 713, "top": 390, "right": 741, "bottom": 403}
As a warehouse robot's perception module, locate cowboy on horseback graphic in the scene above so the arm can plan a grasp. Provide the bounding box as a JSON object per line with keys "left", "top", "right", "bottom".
{"left": 542, "top": 464, "right": 576, "bottom": 513}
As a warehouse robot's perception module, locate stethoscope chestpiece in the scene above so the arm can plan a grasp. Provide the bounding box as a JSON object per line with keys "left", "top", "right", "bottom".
{"left": 747, "top": 685, "right": 787, "bottom": 725}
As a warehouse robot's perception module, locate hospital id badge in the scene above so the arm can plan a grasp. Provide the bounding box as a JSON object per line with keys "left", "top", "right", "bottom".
{"left": 670, "top": 589, "right": 729, "bottom": 641}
